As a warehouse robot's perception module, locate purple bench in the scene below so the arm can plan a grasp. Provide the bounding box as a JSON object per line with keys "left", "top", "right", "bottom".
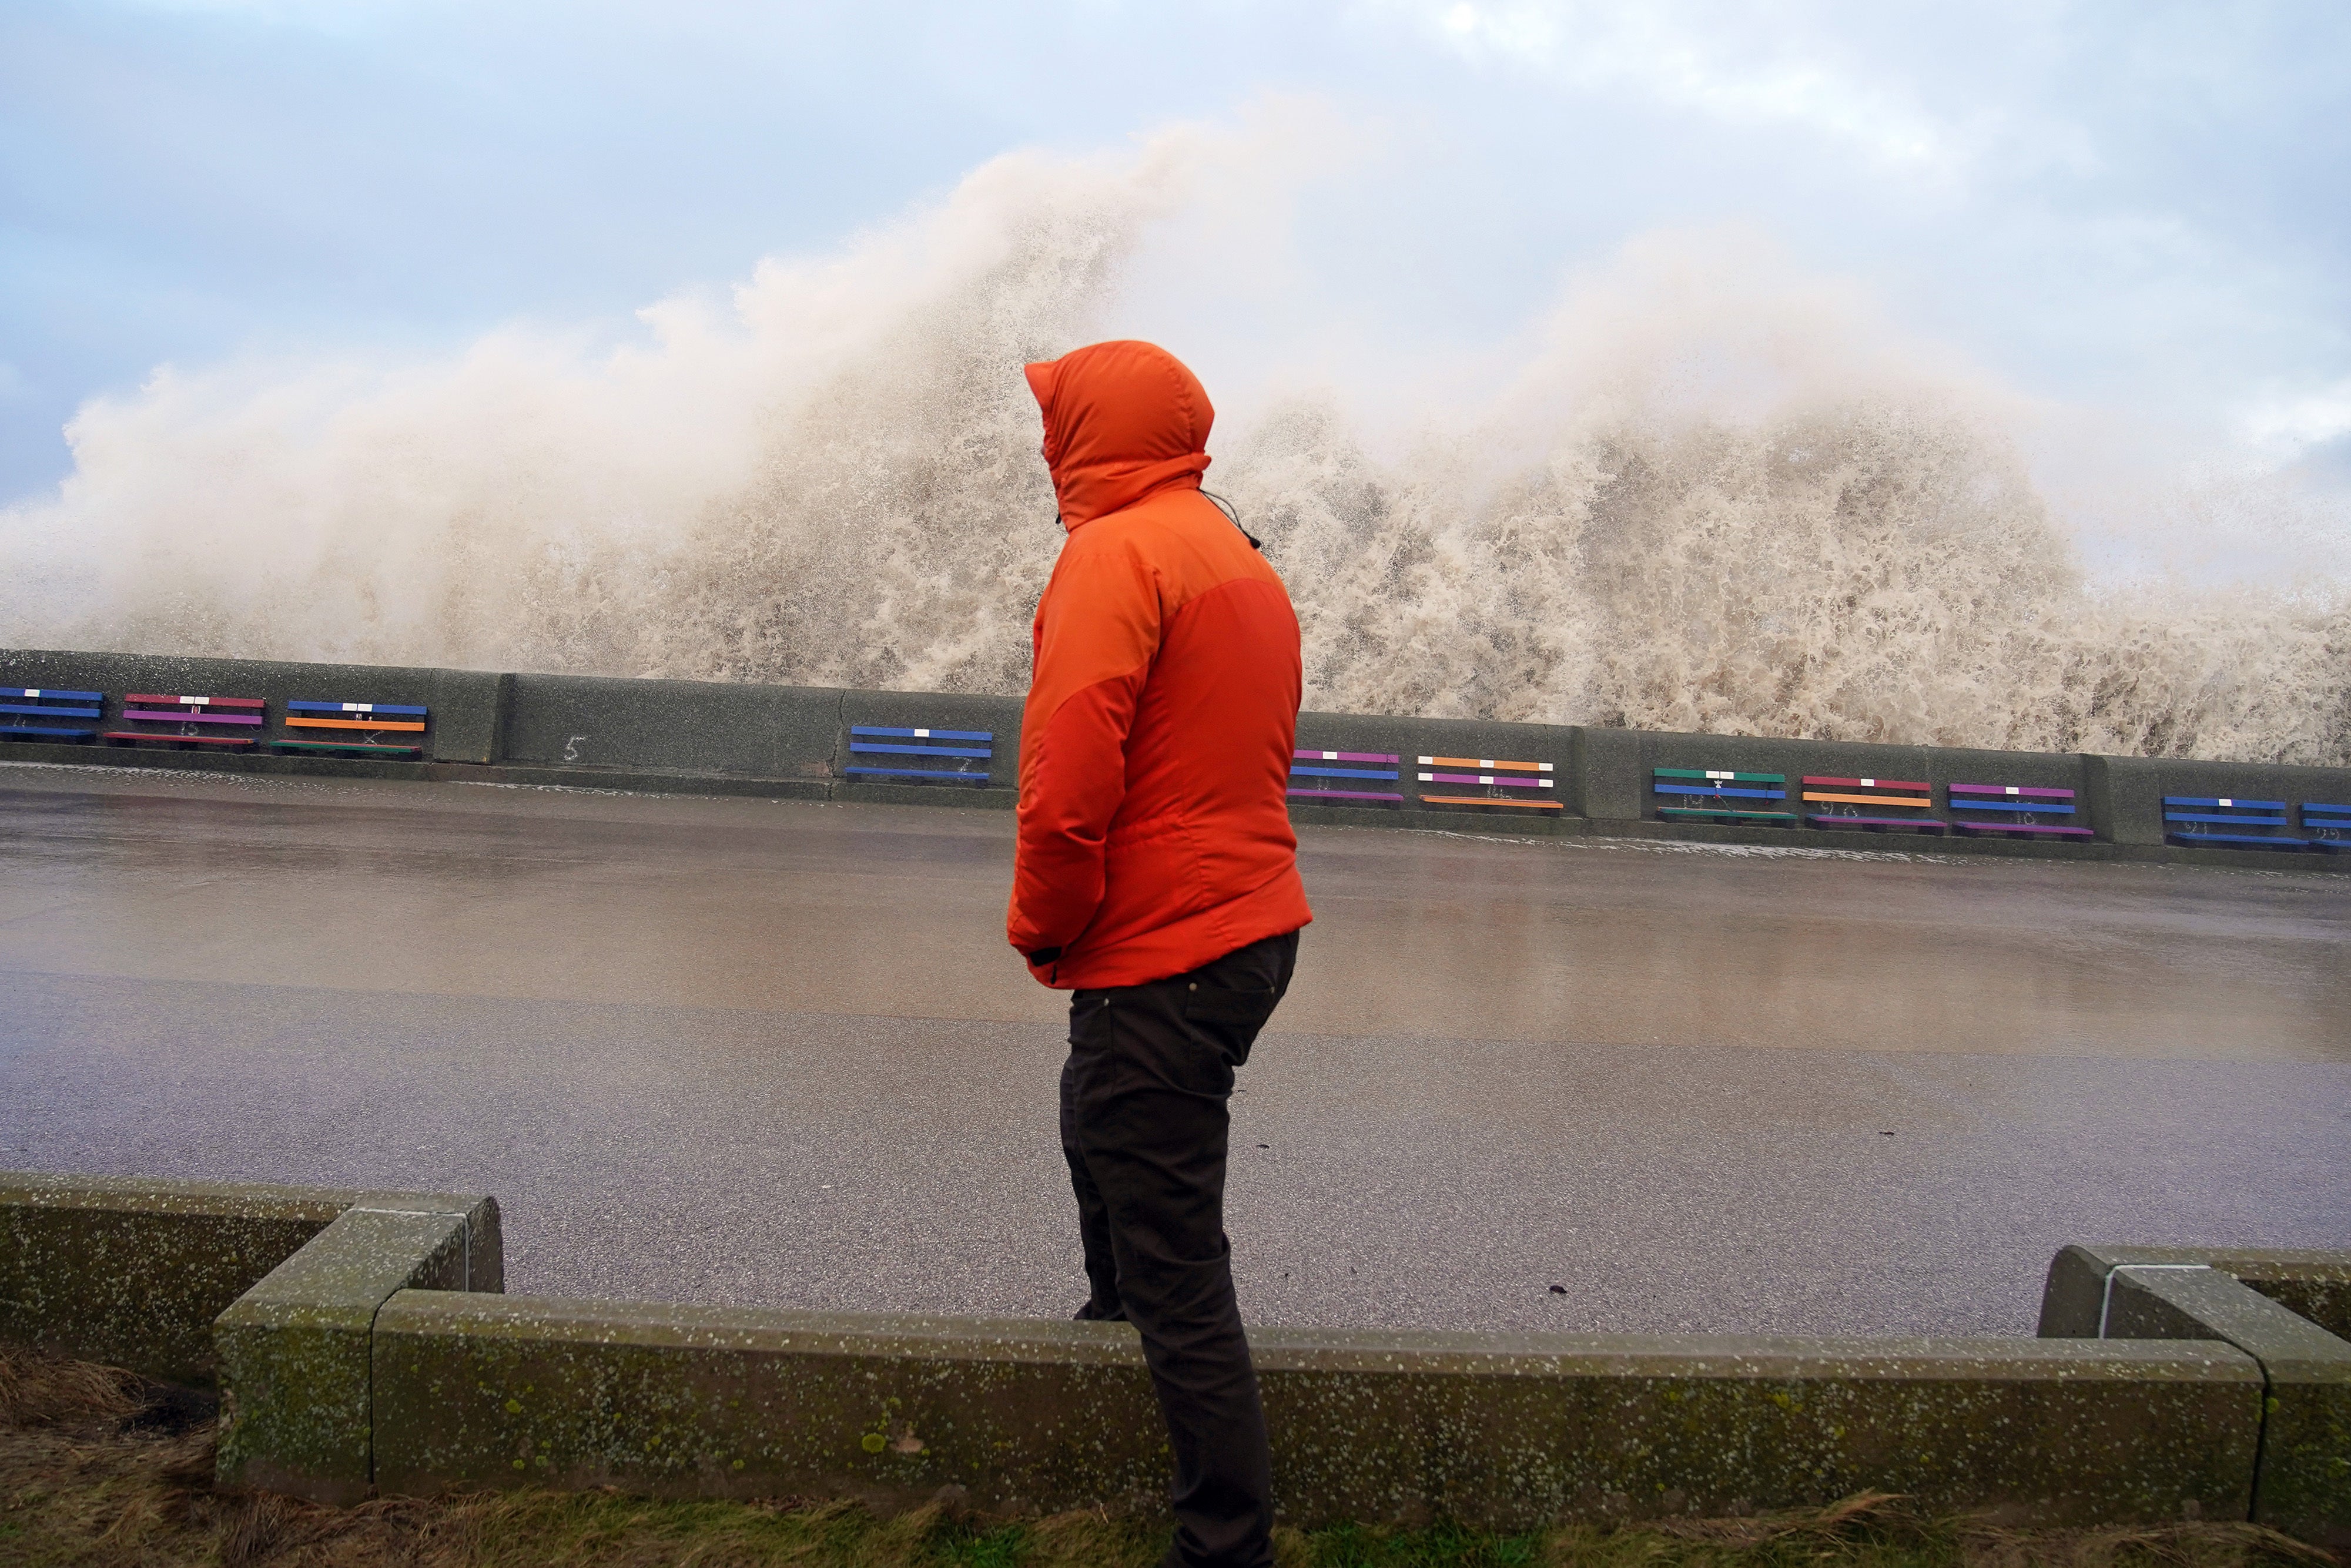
{"left": 1950, "top": 783, "right": 2092, "bottom": 839}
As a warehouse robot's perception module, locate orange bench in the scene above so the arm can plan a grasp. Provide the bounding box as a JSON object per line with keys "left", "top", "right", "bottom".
{"left": 1801, "top": 776, "right": 1946, "bottom": 834}
{"left": 1415, "top": 755, "right": 1560, "bottom": 810}
{"left": 270, "top": 700, "right": 429, "bottom": 759}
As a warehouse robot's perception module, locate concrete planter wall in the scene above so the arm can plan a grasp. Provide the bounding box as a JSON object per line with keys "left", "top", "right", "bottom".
{"left": 1, "top": 1173, "right": 2345, "bottom": 1541}
{"left": 2, "top": 646, "right": 2348, "bottom": 870}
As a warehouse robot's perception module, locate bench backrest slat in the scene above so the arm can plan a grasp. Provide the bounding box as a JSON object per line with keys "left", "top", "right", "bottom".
{"left": 1801, "top": 775, "right": 1929, "bottom": 792}
{"left": 288, "top": 700, "right": 429, "bottom": 716}
{"left": 1655, "top": 768, "right": 1783, "bottom": 783}
{"left": 851, "top": 726, "right": 992, "bottom": 742}
{"left": 1951, "top": 783, "right": 2074, "bottom": 800}
{"left": 124, "top": 694, "right": 264, "bottom": 708}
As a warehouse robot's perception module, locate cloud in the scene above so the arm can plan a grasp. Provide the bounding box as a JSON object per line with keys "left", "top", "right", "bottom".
{"left": 2240, "top": 381, "right": 2351, "bottom": 463}
{"left": 1396, "top": 0, "right": 1972, "bottom": 172}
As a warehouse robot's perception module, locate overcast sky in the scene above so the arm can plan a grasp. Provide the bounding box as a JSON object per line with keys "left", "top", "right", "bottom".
{"left": 4, "top": 0, "right": 2347, "bottom": 517}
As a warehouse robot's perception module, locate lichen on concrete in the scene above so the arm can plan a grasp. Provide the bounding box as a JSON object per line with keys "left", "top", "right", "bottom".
{"left": 214, "top": 1200, "right": 498, "bottom": 1505}
{"left": 370, "top": 1296, "right": 2264, "bottom": 1530}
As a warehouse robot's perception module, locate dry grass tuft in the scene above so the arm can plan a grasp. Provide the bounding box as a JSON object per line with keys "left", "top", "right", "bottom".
{"left": 0, "top": 1347, "right": 146, "bottom": 1429}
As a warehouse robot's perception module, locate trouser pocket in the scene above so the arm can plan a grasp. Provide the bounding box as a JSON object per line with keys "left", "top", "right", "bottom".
{"left": 1181, "top": 986, "right": 1277, "bottom": 1067}
{"left": 1177, "top": 930, "right": 1298, "bottom": 1067}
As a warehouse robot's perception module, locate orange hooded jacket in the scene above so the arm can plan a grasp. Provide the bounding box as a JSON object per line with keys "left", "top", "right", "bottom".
{"left": 1007, "top": 341, "right": 1312, "bottom": 989}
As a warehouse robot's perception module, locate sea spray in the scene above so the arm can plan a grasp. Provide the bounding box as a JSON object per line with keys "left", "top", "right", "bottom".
{"left": 2, "top": 128, "right": 2343, "bottom": 765}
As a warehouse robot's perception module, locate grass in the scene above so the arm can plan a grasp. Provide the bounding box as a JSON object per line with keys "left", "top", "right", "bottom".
{"left": 0, "top": 1348, "right": 2337, "bottom": 1568}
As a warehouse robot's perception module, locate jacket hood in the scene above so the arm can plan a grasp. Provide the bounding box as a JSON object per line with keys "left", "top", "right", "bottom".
{"left": 1024, "top": 340, "right": 1213, "bottom": 531}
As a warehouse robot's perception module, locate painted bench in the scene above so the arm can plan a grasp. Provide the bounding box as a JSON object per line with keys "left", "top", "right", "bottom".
{"left": 1801, "top": 776, "right": 1946, "bottom": 833}
{"left": 1652, "top": 768, "right": 1793, "bottom": 825}
{"left": 2163, "top": 797, "right": 2303, "bottom": 850}
{"left": 1415, "top": 755, "right": 1560, "bottom": 812}
{"left": 268, "top": 700, "right": 429, "bottom": 759}
{"left": 103, "top": 693, "right": 264, "bottom": 749}
{"left": 2303, "top": 803, "right": 2351, "bottom": 852}
{"left": 1289, "top": 749, "right": 1401, "bottom": 807}
{"left": 844, "top": 725, "right": 992, "bottom": 785}
{"left": 0, "top": 687, "right": 103, "bottom": 743}
{"left": 1948, "top": 783, "right": 2093, "bottom": 839}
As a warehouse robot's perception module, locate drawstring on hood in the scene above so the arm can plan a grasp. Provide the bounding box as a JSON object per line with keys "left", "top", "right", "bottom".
{"left": 1199, "top": 490, "right": 1260, "bottom": 550}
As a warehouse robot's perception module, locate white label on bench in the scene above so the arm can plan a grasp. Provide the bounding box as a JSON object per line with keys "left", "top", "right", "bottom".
{"left": 1321, "top": 751, "right": 1338, "bottom": 759}
{"left": 1706, "top": 770, "right": 1732, "bottom": 779}
{"left": 1418, "top": 773, "right": 1434, "bottom": 781}
{"left": 2219, "top": 798, "right": 2233, "bottom": 807}
{"left": 1418, "top": 756, "right": 1435, "bottom": 764}
{"left": 182, "top": 696, "right": 207, "bottom": 705}
{"left": 23, "top": 689, "right": 37, "bottom": 697}
{"left": 2007, "top": 786, "right": 2020, "bottom": 795}
{"left": 1538, "top": 762, "right": 1555, "bottom": 771}
{"left": 343, "top": 702, "right": 371, "bottom": 712}
{"left": 914, "top": 728, "right": 930, "bottom": 738}
{"left": 1861, "top": 778, "right": 1876, "bottom": 787}
{"left": 1539, "top": 779, "right": 1553, "bottom": 788}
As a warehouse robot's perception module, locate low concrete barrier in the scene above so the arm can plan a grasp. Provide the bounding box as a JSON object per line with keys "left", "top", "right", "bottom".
{"left": 4, "top": 646, "right": 2347, "bottom": 868}
{"left": 2039, "top": 1245, "right": 2351, "bottom": 1543}
{"left": 371, "top": 1296, "right": 2261, "bottom": 1527}
{"left": 0, "top": 1171, "right": 496, "bottom": 1383}
{"left": 3, "top": 1172, "right": 2346, "bottom": 1538}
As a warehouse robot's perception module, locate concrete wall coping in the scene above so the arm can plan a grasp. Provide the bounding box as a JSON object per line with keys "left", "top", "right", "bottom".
{"left": 378, "top": 1291, "right": 2264, "bottom": 1383}
{"left": 0, "top": 1170, "right": 486, "bottom": 1224}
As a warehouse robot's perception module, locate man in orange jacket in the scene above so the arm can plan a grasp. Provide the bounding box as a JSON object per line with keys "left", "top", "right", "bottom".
{"left": 1009, "top": 340, "right": 1312, "bottom": 1568}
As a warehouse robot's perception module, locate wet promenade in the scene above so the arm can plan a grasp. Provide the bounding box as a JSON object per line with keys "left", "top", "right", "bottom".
{"left": 2, "top": 761, "right": 2345, "bottom": 1336}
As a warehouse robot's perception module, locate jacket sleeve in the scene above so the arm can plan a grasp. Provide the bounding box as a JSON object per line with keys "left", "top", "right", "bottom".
{"left": 1008, "top": 534, "right": 1163, "bottom": 965}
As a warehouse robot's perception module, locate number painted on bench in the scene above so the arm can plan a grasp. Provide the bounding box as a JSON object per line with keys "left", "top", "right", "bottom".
{"left": 103, "top": 695, "right": 264, "bottom": 751}
{"left": 845, "top": 724, "right": 993, "bottom": 784}
{"left": 0, "top": 687, "right": 104, "bottom": 744}
{"left": 269, "top": 698, "right": 431, "bottom": 759}
{"left": 2163, "top": 796, "right": 2304, "bottom": 850}
{"left": 1652, "top": 768, "right": 1794, "bottom": 824}
{"left": 1290, "top": 749, "right": 1402, "bottom": 807}
{"left": 1415, "top": 755, "right": 1560, "bottom": 811}
{"left": 1800, "top": 776, "right": 1947, "bottom": 835}
{"left": 1948, "top": 783, "right": 2094, "bottom": 840}
{"left": 2298, "top": 803, "right": 2349, "bottom": 852}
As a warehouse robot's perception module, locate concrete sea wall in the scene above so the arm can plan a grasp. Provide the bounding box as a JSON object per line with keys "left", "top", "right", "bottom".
{"left": 3, "top": 646, "right": 2349, "bottom": 868}
{"left": 2, "top": 1173, "right": 2345, "bottom": 1540}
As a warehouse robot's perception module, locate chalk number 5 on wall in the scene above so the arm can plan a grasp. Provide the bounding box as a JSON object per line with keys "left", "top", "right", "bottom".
{"left": 564, "top": 735, "right": 586, "bottom": 762}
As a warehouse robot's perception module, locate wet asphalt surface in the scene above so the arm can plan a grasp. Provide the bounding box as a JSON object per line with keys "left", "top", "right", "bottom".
{"left": 2, "top": 760, "right": 2345, "bottom": 1337}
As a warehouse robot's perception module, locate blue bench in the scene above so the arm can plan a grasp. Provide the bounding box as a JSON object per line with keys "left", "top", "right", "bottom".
{"left": 1288, "top": 749, "right": 1402, "bottom": 807}
{"left": 1652, "top": 768, "right": 1793, "bottom": 824}
{"left": 845, "top": 725, "right": 992, "bottom": 785}
{"left": 0, "top": 688, "right": 103, "bottom": 743}
{"left": 2301, "top": 803, "right": 2350, "bottom": 852}
{"left": 1948, "top": 782, "right": 2093, "bottom": 839}
{"left": 2163, "top": 797, "right": 2304, "bottom": 850}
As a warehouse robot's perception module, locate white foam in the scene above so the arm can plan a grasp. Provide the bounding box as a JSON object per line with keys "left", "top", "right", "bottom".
{"left": 1, "top": 119, "right": 2343, "bottom": 767}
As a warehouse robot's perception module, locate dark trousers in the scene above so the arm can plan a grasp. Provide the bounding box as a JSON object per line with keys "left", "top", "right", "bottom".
{"left": 1060, "top": 929, "right": 1300, "bottom": 1568}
